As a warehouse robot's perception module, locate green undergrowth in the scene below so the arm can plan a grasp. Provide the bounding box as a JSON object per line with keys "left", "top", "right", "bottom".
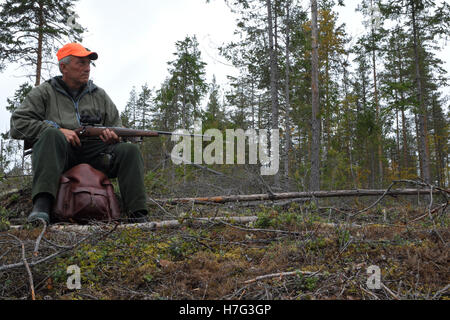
{"left": 0, "top": 203, "right": 448, "bottom": 300}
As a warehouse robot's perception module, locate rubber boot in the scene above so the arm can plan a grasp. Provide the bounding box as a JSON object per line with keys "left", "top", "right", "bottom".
{"left": 27, "top": 193, "right": 52, "bottom": 225}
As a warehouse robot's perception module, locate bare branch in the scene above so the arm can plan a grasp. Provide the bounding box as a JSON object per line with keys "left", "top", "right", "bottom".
{"left": 244, "top": 270, "right": 323, "bottom": 284}
{"left": 5, "top": 234, "right": 35, "bottom": 300}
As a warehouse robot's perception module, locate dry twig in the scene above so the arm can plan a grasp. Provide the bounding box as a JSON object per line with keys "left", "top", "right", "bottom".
{"left": 33, "top": 218, "right": 47, "bottom": 259}
{"left": 381, "top": 282, "right": 400, "bottom": 300}
{"left": 0, "top": 223, "right": 118, "bottom": 272}
{"left": 6, "top": 234, "right": 35, "bottom": 300}
{"left": 244, "top": 270, "right": 322, "bottom": 284}
{"left": 360, "top": 284, "right": 380, "bottom": 300}
{"left": 432, "top": 284, "right": 450, "bottom": 300}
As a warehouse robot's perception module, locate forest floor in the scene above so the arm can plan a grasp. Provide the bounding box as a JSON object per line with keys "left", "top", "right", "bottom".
{"left": 0, "top": 182, "right": 448, "bottom": 300}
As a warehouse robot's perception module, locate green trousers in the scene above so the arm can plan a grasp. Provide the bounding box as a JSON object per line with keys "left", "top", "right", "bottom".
{"left": 31, "top": 127, "right": 147, "bottom": 215}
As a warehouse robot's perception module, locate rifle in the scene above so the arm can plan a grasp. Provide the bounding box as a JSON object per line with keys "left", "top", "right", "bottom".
{"left": 23, "top": 113, "right": 208, "bottom": 155}
{"left": 75, "top": 113, "right": 207, "bottom": 140}
{"left": 74, "top": 125, "right": 206, "bottom": 140}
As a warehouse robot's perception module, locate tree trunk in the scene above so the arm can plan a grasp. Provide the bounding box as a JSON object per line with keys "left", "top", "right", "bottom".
{"left": 266, "top": 0, "right": 280, "bottom": 186}
{"left": 0, "top": 139, "right": 3, "bottom": 171}
{"left": 251, "top": 80, "right": 255, "bottom": 128}
{"left": 401, "top": 108, "right": 409, "bottom": 171}
{"left": 284, "top": 0, "right": 291, "bottom": 185}
{"left": 373, "top": 47, "right": 383, "bottom": 187}
{"left": 395, "top": 105, "right": 400, "bottom": 178}
{"left": 35, "top": 1, "right": 44, "bottom": 86}
{"left": 414, "top": 113, "right": 423, "bottom": 177}
{"left": 310, "top": 0, "right": 320, "bottom": 191}
{"left": 411, "top": 0, "right": 431, "bottom": 183}
{"left": 396, "top": 35, "right": 409, "bottom": 172}
{"left": 158, "top": 188, "right": 443, "bottom": 205}
{"left": 431, "top": 96, "right": 444, "bottom": 186}
{"left": 370, "top": 0, "right": 382, "bottom": 187}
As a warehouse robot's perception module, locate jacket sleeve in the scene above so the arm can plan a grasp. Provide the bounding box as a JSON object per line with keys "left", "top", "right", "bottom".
{"left": 103, "top": 91, "right": 122, "bottom": 127}
{"left": 10, "top": 86, "right": 53, "bottom": 141}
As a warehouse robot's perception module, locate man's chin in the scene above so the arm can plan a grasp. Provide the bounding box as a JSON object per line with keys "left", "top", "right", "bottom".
{"left": 79, "top": 78, "right": 90, "bottom": 85}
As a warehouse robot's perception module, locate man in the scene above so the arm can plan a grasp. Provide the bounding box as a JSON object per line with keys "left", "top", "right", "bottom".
{"left": 10, "top": 43, "right": 148, "bottom": 224}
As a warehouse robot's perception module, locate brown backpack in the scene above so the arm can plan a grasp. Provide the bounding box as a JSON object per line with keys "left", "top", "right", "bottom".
{"left": 52, "top": 163, "right": 121, "bottom": 224}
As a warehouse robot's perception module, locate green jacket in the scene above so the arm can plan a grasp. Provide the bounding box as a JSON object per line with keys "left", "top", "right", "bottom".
{"left": 10, "top": 76, "right": 121, "bottom": 146}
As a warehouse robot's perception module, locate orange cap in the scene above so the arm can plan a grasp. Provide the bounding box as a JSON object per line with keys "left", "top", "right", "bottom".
{"left": 57, "top": 43, "right": 98, "bottom": 61}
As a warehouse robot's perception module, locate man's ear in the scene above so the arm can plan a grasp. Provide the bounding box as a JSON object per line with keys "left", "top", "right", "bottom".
{"left": 59, "top": 62, "right": 66, "bottom": 75}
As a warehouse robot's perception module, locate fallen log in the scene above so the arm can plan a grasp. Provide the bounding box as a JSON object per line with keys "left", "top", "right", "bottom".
{"left": 154, "top": 188, "right": 445, "bottom": 205}
{"left": 0, "top": 188, "right": 20, "bottom": 198}
{"left": 8, "top": 216, "right": 398, "bottom": 233}
{"left": 45, "top": 216, "right": 259, "bottom": 233}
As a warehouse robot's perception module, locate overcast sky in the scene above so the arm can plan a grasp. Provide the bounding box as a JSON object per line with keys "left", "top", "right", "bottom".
{"left": 0, "top": 0, "right": 448, "bottom": 134}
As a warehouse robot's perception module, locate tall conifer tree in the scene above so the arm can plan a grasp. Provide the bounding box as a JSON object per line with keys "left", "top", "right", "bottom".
{"left": 0, "top": 0, "right": 85, "bottom": 85}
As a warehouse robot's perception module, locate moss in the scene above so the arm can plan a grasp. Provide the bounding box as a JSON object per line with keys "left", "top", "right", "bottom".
{"left": 0, "top": 207, "right": 12, "bottom": 231}
{"left": 1, "top": 202, "right": 447, "bottom": 300}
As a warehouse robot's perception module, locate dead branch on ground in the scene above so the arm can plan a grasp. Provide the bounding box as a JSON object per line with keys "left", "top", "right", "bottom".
{"left": 0, "top": 223, "right": 118, "bottom": 273}
{"left": 244, "top": 270, "right": 323, "bottom": 284}
{"left": 155, "top": 188, "right": 445, "bottom": 205}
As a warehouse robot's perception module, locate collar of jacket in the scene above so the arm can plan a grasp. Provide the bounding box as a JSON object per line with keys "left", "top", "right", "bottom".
{"left": 48, "top": 76, "right": 98, "bottom": 100}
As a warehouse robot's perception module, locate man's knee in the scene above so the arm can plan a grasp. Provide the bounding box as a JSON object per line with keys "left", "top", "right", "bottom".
{"left": 114, "top": 142, "right": 142, "bottom": 161}
{"left": 32, "top": 128, "right": 69, "bottom": 166}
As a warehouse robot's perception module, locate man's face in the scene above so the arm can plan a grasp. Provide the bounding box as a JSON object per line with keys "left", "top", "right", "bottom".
{"left": 61, "top": 56, "right": 91, "bottom": 88}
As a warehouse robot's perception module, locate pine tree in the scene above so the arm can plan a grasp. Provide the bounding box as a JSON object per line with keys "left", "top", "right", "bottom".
{"left": 3, "top": 82, "right": 34, "bottom": 174}
{"left": 121, "top": 86, "right": 138, "bottom": 128}
{"left": 352, "top": 43, "right": 378, "bottom": 188}
{"left": 310, "top": 0, "right": 320, "bottom": 191}
{"left": 6, "top": 83, "right": 33, "bottom": 114}
{"left": 379, "top": 0, "right": 450, "bottom": 183}
{"left": 203, "top": 76, "right": 227, "bottom": 130}
{"left": 154, "top": 78, "right": 178, "bottom": 131}
{"left": 379, "top": 26, "right": 415, "bottom": 178}
{"left": 136, "top": 84, "right": 153, "bottom": 130}
{"left": 357, "top": 0, "right": 387, "bottom": 187}
{"left": 167, "top": 35, "right": 208, "bottom": 129}
{"left": 283, "top": 0, "right": 292, "bottom": 183}
{"left": 0, "top": 0, "right": 85, "bottom": 85}
{"left": 225, "top": 74, "right": 254, "bottom": 129}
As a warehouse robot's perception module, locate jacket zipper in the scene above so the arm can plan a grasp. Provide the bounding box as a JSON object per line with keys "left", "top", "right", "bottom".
{"left": 54, "top": 85, "right": 92, "bottom": 126}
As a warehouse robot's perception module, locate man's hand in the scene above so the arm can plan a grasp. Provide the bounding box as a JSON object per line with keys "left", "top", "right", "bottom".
{"left": 99, "top": 128, "right": 120, "bottom": 144}
{"left": 59, "top": 128, "right": 82, "bottom": 147}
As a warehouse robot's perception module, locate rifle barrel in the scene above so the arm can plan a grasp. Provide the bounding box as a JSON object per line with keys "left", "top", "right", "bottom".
{"left": 156, "top": 130, "right": 210, "bottom": 138}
